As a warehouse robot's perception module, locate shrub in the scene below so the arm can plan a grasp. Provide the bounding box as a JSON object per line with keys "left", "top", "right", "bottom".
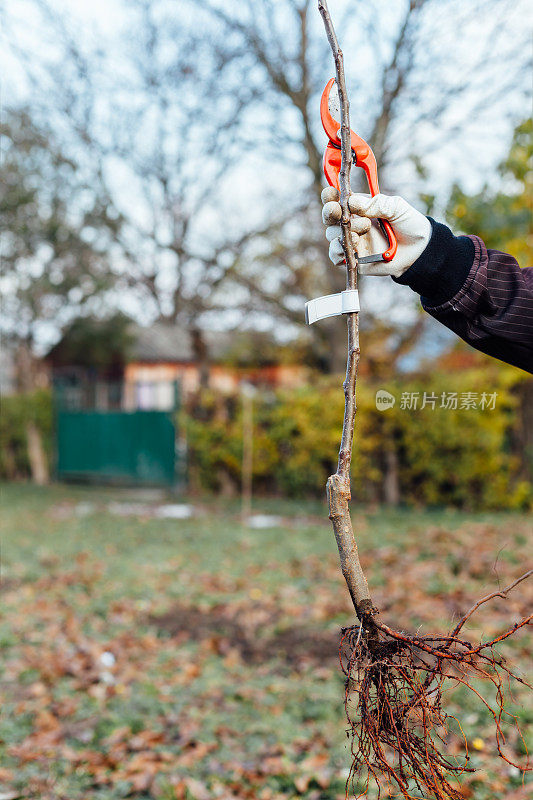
{"left": 0, "top": 390, "right": 53, "bottom": 480}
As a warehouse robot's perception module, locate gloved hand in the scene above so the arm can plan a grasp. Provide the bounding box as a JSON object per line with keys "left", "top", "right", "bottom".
{"left": 321, "top": 187, "right": 432, "bottom": 277}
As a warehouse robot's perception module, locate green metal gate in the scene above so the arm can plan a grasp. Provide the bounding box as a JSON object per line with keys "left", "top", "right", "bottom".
{"left": 56, "top": 410, "right": 176, "bottom": 486}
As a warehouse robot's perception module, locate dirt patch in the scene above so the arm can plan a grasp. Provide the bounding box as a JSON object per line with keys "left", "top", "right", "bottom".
{"left": 0, "top": 576, "right": 22, "bottom": 593}
{"left": 149, "top": 603, "right": 340, "bottom": 666}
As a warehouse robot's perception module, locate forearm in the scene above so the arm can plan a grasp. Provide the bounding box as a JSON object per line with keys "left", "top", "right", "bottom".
{"left": 396, "top": 219, "right": 533, "bottom": 374}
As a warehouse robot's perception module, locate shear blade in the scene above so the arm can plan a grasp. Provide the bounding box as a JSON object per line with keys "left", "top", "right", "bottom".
{"left": 328, "top": 81, "right": 341, "bottom": 125}
{"left": 358, "top": 253, "right": 385, "bottom": 264}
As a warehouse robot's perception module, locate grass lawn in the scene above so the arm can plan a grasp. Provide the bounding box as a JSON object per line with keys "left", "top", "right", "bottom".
{"left": 0, "top": 483, "right": 531, "bottom": 799}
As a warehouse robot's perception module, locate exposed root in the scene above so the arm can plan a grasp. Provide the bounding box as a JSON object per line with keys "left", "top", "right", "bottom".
{"left": 339, "top": 571, "right": 532, "bottom": 799}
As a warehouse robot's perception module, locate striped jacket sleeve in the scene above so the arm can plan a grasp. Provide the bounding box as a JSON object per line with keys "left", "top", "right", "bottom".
{"left": 395, "top": 219, "right": 533, "bottom": 374}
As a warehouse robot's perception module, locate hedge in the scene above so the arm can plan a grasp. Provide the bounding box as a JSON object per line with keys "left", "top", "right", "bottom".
{"left": 184, "top": 366, "right": 532, "bottom": 510}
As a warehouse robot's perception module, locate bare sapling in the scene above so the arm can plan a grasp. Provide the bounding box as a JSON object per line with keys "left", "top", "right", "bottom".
{"left": 317, "top": 2, "right": 532, "bottom": 798}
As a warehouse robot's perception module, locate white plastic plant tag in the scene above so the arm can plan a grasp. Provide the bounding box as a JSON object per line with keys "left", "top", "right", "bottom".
{"left": 305, "top": 289, "right": 359, "bottom": 325}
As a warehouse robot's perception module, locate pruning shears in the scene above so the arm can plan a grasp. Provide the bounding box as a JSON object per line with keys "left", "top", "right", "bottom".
{"left": 320, "top": 78, "right": 397, "bottom": 264}
{"left": 305, "top": 79, "right": 398, "bottom": 324}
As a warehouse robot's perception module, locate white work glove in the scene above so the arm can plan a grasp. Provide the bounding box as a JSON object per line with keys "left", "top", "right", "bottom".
{"left": 321, "top": 187, "right": 432, "bottom": 277}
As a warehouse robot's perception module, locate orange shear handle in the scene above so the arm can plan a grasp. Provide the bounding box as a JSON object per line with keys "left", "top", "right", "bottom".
{"left": 320, "top": 78, "right": 397, "bottom": 263}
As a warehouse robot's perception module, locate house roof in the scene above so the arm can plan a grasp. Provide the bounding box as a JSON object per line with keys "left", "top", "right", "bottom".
{"left": 129, "top": 323, "right": 232, "bottom": 363}
{"left": 46, "top": 316, "right": 296, "bottom": 370}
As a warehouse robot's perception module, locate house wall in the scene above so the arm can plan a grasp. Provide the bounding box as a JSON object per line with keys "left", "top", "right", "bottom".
{"left": 123, "top": 361, "right": 308, "bottom": 409}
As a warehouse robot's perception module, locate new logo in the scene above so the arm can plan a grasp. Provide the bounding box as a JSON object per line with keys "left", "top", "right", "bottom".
{"left": 375, "top": 389, "right": 396, "bottom": 411}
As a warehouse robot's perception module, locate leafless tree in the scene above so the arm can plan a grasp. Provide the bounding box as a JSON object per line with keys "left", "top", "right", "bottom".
{"left": 200, "top": 0, "right": 531, "bottom": 369}
{"left": 1, "top": 0, "right": 286, "bottom": 376}
{"left": 1, "top": 0, "right": 530, "bottom": 374}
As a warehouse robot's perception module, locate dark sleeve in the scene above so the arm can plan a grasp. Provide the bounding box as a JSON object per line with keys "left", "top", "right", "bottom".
{"left": 395, "top": 218, "right": 533, "bottom": 374}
